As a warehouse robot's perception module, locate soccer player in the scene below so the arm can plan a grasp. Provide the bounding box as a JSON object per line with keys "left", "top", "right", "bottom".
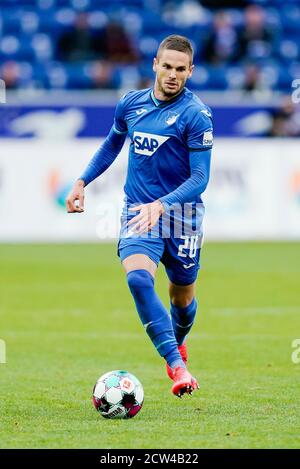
{"left": 66, "top": 35, "right": 213, "bottom": 397}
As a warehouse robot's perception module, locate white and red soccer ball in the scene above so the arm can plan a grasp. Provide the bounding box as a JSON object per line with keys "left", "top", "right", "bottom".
{"left": 92, "top": 370, "right": 144, "bottom": 419}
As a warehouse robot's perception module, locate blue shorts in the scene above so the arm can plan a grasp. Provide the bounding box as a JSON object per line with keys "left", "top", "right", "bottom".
{"left": 117, "top": 203, "right": 205, "bottom": 286}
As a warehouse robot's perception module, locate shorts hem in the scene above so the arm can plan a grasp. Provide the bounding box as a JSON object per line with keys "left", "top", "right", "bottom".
{"left": 118, "top": 245, "right": 160, "bottom": 266}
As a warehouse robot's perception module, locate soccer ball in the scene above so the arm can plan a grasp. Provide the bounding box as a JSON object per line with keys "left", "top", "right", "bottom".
{"left": 92, "top": 370, "right": 144, "bottom": 419}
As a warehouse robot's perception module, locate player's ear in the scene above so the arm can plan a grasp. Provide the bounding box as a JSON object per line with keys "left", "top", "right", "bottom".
{"left": 188, "top": 64, "right": 194, "bottom": 78}
{"left": 153, "top": 57, "right": 158, "bottom": 73}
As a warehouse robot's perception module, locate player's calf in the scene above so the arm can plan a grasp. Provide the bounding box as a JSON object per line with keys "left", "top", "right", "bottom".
{"left": 170, "top": 298, "right": 197, "bottom": 346}
{"left": 126, "top": 269, "right": 185, "bottom": 369}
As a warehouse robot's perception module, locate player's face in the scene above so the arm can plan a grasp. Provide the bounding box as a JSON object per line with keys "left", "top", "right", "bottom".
{"left": 153, "top": 49, "right": 193, "bottom": 99}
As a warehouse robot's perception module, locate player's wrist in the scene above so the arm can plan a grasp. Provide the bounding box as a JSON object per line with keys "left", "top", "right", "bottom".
{"left": 76, "top": 178, "right": 85, "bottom": 188}
{"left": 155, "top": 199, "right": 165, "bottom": 215}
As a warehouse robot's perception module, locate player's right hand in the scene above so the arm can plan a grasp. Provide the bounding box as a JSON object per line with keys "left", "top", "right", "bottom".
{"left": 66, "top": 179, "right": 85, "bottom": 213}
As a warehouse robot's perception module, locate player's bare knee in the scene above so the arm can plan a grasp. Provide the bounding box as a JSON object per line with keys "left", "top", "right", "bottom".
{"left": 122, "top": 254, "right": 157, "bottom": 277}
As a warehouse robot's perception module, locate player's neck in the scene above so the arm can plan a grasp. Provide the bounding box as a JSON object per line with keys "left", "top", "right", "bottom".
{"left": 153, "top": 85, "right": 184, "bottom": 102}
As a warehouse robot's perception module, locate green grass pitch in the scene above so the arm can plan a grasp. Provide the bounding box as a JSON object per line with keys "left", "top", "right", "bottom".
{"left": 0, "top": 242, "right": 299, "bottom": 449}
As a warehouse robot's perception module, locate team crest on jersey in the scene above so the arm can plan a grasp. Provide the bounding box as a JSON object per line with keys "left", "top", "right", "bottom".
{"left": 133, "top": 131, "right": 169, "bottom": 156}
{"left": 165, "top": 112, "right": 179, "bottom": 126}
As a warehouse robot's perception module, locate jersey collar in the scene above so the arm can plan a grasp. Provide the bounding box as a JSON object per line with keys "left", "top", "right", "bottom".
{"left": 150, "top": 88, "right": 186, "bottom": 107}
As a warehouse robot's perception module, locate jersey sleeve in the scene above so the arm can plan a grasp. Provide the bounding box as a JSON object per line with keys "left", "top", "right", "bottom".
{"left": 113, "top": 94, "right": 128, "bottom": 135}
{"left": 186, "top": 106, "right": 213, "bottom": 152}
{"left": 79, "top": 127, "right": 126, "bottom": 186}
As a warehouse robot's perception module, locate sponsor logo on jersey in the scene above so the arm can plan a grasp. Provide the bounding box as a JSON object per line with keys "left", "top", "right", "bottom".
{"left": 136, "top": 108, "right": 148, "bottom": 115}
{"left": 166, "top": 111, "right": 179, "bottom": 125}
{"left": 202, "top": 130, "right": 213, "bottom": 146}
{"left": 201, "top": 109, "right": 212, "bottom": 118}
{"left": 133, "top": 131, "right": 169, "bottom": 156}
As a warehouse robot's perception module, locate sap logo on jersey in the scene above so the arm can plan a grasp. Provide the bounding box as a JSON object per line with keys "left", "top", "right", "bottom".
{"left": 133, "top": 132, "right": 169, "bottom": 156}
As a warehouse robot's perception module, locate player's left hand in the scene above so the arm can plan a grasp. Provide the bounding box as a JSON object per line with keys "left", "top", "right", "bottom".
{"left": 127, "top": 200, "right": 165, "bottom": 234}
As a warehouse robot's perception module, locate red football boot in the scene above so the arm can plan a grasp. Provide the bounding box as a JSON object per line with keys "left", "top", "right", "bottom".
{"left": 171, "top": 366, "right": 199, "bottom": 397}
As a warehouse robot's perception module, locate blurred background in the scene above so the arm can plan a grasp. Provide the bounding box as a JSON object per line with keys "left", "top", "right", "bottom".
{"left": 0, "top": 0, "right": 300, "bottom": 241}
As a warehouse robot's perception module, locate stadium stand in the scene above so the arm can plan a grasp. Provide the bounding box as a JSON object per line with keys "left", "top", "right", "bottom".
{"left": 0, "top": 0, "right": 299, "bottom": 91}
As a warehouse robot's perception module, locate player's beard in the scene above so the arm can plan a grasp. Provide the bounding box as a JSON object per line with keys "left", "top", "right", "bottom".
{"left": 157, "top": 77, "right": 185, "bottom": 99}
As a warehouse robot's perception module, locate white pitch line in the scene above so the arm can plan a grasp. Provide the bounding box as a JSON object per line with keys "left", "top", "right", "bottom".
{"left": 210, "top": 306, "right": 300, "bottom": 315}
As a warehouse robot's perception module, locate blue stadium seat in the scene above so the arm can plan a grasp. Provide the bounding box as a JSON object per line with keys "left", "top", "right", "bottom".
{"left": 279, "top": 39, "right": 299, "bottom": 62}
{"left": 0, "top": 34, "right": 35, "bottom": 62}
{"left": 280, "top": 4, "right": 300, "bottom": 33}
{"left": 1, "top": 8, "right": 22, "bottom": 34}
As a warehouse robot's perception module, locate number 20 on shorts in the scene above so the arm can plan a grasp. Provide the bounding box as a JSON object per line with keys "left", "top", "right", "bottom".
{"left": 178, "top": 235, "right": 200, "bottom": 258}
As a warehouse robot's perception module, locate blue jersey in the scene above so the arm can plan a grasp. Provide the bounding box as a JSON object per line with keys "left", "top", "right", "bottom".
{"left": 113, "top": 87, "right": 213, "bottom": 205}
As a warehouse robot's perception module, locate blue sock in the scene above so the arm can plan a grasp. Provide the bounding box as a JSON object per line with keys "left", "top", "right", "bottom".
{"left": 127, "top": 269, "right": 185, "bottom": 369}
{"left": 170, "top": 298, "right": 197, "bottom": 346}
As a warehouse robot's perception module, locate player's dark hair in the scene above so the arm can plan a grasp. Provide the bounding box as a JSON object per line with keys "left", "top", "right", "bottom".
{"left": 157, "top": 35, "right": 194, "bottom": 64}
